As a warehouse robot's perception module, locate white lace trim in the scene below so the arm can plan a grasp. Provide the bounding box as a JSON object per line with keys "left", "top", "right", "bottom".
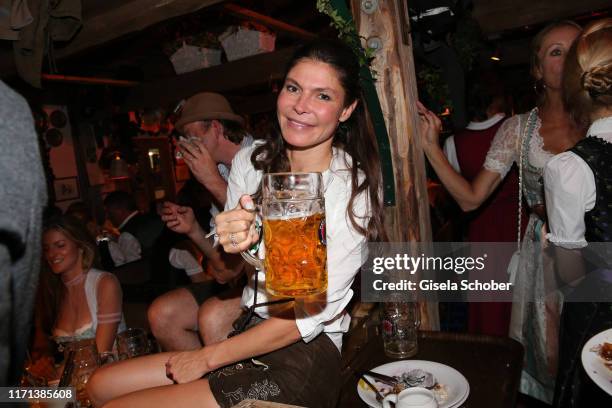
{"left": 545, "top": 233, "right": 588, "bottom": 249}
{"left": 483, "top": 158, "right": 507, "bottom": 175}
{"left": 483, "top": 115, "right": 521, "bottom": 179}
{"left": 526, "top": 115, "right": 554, "bottom": 169}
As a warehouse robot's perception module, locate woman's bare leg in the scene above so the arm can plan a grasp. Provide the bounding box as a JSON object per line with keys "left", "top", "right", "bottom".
{"left": 87, "top": 352, "right": 176, "bottom": 407}
{"left": 101, "top": 379, "right": 220, "bottom": 408}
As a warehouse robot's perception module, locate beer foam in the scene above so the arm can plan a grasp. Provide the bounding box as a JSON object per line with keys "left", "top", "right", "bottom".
{"left": 265, "top": 211, "right": 324, "bottom": 221}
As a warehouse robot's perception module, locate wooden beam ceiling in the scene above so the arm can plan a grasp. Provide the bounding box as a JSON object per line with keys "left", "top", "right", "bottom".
{"left": 0, "top": 0, "right": 226, "bottom": 76}
{"left": 222, "top": 4, "right": 316, "bottom": 40}
{"left": 55, "top": 0, "right": 226, "bottom": 59}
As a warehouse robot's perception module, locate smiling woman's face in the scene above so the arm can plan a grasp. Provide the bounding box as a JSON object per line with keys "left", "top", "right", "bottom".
{"left": 276, "top": 58, "right": 357, "bottom": 151}
{"left": 43, "top": 229, "right": 81, "bottom": 275}
{"left": 535, "top": 25, "right": 581, "bottom": 90}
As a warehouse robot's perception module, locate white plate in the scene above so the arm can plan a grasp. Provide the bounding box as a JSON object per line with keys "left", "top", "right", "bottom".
{"left": 581, "top": 327, "right": 612, "bottom": 396}
{"left": 357, "top": 360, "right": 470, "bottom": 408}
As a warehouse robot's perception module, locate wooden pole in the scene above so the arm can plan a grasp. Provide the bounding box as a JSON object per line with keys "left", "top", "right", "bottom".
{"left": 351, "top": 0, "right": 439, "bottom": 330}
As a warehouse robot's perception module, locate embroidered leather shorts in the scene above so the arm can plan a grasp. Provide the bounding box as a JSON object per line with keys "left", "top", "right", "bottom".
{"left": 208, "top": 315, "right": 342, "bottom": 408}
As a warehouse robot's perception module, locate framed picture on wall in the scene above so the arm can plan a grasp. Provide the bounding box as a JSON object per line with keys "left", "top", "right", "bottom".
{"left": 54, "top": 177, "right": 80, "bottom": 202}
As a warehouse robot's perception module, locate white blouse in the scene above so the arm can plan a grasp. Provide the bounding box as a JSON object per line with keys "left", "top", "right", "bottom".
{"left": 544, "top": 116, "right": 612, "bottom": 249}
{"left": 168, "top": 248, "right": 203, "bottom": 276}
{"left": 225, "top": 143, "right": 369, "bottom": 351}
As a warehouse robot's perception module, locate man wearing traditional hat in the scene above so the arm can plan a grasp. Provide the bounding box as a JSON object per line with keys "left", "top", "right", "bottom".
{"left": 175, "top": 92, "right": 251, "bottom": 212}
{"left": 148, "top": 92, "right": 252, "bottom": 351}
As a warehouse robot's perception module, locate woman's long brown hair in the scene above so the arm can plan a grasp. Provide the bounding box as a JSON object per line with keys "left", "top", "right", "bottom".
{"left": 251, "top": 40, "right": 387, "bottom": 242}
{"left": 37, "top": 215, "right": 99, "bottom": 335}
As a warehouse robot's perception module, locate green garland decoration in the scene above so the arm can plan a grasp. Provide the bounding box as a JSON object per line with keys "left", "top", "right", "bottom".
{"left": 417, "top": 65, "right": 453, "bottom": 112}
{"left": 417, "top": 12, "right": 483, "bottom": 114}
{"left": 316, "top": 0, "right": 395, "bottom": 206}
{"left": 316, "top": 0, "right": 376, "bottom": 77}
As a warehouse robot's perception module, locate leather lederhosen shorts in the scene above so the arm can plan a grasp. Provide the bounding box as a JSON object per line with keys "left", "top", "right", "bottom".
{"left": 207, "top": 314, "right": 342, "bottom": 408}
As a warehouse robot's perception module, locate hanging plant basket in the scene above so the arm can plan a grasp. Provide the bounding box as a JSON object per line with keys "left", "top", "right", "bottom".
{"left": 219, "top": 26, "right": 276, "bottom": 62}
{"left": 170, "top": 42, "right": 222, "bottom": 75}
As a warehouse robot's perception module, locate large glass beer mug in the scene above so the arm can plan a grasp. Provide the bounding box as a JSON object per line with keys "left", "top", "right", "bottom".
{"left": 243, "top": 172, "right": 327, "bottom": 297}
{"left": 64, "top": 339, "right": 100, "bottom": 408}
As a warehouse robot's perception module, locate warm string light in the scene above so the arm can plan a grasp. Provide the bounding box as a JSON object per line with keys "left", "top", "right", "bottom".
{"left": 490, "top": 46, "right": 501, "bottom": 62}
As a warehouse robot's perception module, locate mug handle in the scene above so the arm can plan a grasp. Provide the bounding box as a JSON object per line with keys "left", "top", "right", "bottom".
{"left": 239, "top": 213, "right": 264, "bottom": 270}
{"left": 241, "top": 251, "right": 263, "bottom": 270}
{"left": 382, "top": 393, "right": 398, "bottom": 408}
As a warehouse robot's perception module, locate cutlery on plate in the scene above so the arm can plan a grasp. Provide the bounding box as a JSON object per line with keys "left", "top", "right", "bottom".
{"left": 362, "top": 370, "right": 398, "bottom": 386}
{"left": 354, "top": 371, "right": 384, "bottom": 402}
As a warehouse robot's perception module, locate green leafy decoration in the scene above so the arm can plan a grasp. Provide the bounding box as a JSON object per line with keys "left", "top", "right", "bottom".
{"left": 417, "top": 65, "right": 453, "bottom": 112}
{"left": 316, "top": 0, "right": 376, "bottom": 78}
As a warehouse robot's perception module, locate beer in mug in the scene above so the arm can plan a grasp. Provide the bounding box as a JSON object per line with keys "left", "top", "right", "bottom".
{"left": 261, "top": 172, "right": 327, "bottom": 297}
{"left": 264, "top": 211, "right": 327, "bottom": 297}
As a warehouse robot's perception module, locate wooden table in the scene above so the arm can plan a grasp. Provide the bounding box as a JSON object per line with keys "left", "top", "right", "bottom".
{"left": 338, "top": 330, "right": 524, "bottom": 407}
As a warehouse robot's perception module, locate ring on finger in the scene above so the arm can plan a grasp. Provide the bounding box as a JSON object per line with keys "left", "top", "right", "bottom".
{"left": 229, "top": 232, "right": 239, "bottom": 248}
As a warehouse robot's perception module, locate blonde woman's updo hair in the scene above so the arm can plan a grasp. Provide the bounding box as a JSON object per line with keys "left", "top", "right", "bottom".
{"left": 563, "top": 18, "right": 612, "bottom": 126}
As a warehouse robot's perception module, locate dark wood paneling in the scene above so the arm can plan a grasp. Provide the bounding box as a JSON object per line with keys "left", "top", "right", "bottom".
{"left": 122, "top": 47, "right": 297, "bottom": 110}
{"left": 473, "top": 0, "right": 612, "bottom": 33}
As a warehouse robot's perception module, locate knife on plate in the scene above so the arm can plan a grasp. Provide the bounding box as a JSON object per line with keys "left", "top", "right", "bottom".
{"left": 362, "top": 370, "right": 398, "bottom": 386}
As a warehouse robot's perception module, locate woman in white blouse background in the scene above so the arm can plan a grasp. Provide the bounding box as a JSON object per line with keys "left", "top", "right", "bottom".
{"left": 418, "top": 21, "right": 584, "bottom": 403}
{"left": 544, "top": 18, "right": 612, "bottom": 407}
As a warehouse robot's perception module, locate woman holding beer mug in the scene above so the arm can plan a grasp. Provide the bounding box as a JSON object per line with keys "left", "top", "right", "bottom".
{"left": 88, "top": 39, "right": 386, "bottom": 407}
